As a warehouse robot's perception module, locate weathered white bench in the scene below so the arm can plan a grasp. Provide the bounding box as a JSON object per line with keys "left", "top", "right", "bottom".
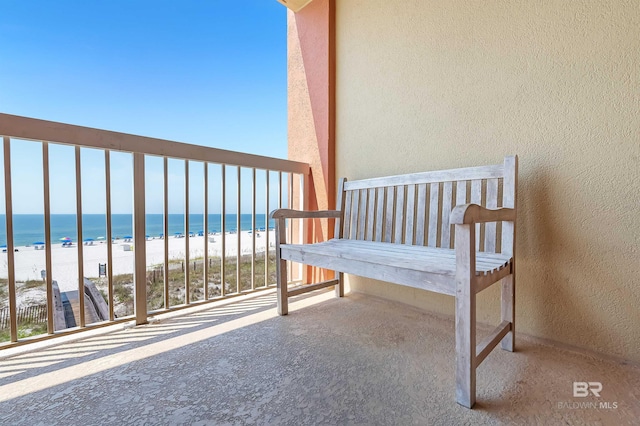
{"left": 271, "top": 156, "right": 517, "bottom": 408}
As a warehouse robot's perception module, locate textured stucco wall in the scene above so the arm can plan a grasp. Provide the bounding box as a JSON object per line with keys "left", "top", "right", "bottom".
{"left": 335, "top": 0, "right": 640, "bottom": 362}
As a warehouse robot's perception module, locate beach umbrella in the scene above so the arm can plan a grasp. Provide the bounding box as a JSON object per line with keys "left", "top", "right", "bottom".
{"left": 123, "top": 235, "right": 132, "bottom": 239}
{"left": 96, "top": 236, "right": 106, "bottom": 241}
{"left": 84, "top": 238, "right": 94, "bottom": 242}
{"left": 33, "top": 241, "right": 45, "bottom": 245}
{"left": 60, "top": 237, "right": 71, "bottom": 242}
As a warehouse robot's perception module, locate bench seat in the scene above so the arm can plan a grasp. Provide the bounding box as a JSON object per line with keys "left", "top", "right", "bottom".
{"left": 280, "top": 239, "right": 512, "bottom": 296}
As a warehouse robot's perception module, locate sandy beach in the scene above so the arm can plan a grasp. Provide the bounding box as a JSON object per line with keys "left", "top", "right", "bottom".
{"left": 0, "top": 230, "right": 275, "bottom": 293}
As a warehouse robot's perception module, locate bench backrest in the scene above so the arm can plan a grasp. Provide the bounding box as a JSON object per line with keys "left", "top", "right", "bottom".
{"left": 335, "top": 156, "right": 517, "bottom": 256}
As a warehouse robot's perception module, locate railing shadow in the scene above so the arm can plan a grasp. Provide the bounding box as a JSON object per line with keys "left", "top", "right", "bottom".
{"left": 0, "top": 291, "right": 283, "bottom": 387}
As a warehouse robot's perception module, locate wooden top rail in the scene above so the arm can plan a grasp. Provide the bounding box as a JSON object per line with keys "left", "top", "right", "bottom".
{"left": 0, "top": 113, "right": 309, "bottom": 174}
{"left": 343, "top": 164, "right": 504, "bottom": 190}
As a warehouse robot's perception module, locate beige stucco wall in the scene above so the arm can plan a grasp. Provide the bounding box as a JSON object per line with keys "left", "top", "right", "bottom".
{"left": 335, "top": 0, "right": 640, "bottom": 362}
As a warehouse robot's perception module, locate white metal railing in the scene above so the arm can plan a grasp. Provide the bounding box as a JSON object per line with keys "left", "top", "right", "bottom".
{"left": 0, "top": 113, "right": 309, "bottom": 347}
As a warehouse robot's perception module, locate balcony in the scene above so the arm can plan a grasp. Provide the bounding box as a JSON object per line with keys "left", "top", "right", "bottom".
{"left": 0, "top": 115, "right": 638, "bottom": 423}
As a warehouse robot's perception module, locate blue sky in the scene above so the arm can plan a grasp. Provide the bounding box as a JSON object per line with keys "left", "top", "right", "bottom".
{"left": 0, "top": 1, "right": 288, "bottom": 214}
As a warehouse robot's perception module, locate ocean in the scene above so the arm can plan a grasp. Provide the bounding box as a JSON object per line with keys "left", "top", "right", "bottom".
{"left": 0, "top": 214, "right": 275, "bottom": 247}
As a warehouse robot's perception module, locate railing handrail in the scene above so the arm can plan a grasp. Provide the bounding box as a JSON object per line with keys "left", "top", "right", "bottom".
{"left": 0, "top": 113, "right": 308, "bottom": 175}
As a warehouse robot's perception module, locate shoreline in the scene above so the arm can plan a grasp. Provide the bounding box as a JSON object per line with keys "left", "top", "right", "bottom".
{"left": 0, "top": 230, "right": 275, "bottom": 293}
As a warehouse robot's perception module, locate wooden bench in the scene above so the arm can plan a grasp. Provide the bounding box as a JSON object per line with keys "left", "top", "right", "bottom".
{"left": 271, "top": 155, "right": 518, "bottom": 408}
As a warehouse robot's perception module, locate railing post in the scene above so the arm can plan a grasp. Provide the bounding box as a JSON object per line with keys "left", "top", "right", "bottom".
{"left": 184, "top": 160, "right": 190, "bottom": 304}
{"left": 133, "top": 153, "right": 148, "bottom": 325}
{"left": 3, "top": 137, "right": 18, "bottom": 342}
{"left": 42, "top": 143, "right": 54, "bottom": 333}
{"left": 74, "top": 146, "right": 85, "bottom": 327}
{"left": 302, "top": 171, "right": 312, "bottom": 284}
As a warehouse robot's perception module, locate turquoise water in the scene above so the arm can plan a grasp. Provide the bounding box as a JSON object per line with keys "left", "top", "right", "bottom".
{"left": 0, "top": 214, "right": 274, "bottom": 247}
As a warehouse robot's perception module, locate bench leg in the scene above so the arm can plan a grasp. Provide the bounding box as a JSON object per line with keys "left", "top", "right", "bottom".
{"left": 501, "top": 273, "right": 515, "bottom": 351}
{"left": 455, "top": 282, "right": 477, "bottom": 408}
{"left": 335, "top": 271, "right": 344, "bottom": 298}
{"left": 276, "top": 255, "right": 288, "bottom": 315}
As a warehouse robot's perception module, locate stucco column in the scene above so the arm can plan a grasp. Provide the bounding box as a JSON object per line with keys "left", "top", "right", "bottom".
{"left": 287, "top": 0, "right": 335, "bottom": 282}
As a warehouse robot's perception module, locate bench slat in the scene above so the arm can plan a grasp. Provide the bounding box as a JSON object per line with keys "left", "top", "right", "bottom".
{"left": 375, "top": 187, "right": 384, "bottom": 242}
{"left": 441, "top": 181, "right": 453, "bottom": 249}
{"left": 328, "top": 239, "right": 511, "bottom": 272}
{"left": 470, "top": 179, "right": 482, "bottom": 251}
{"left": 351, "top": 189, "right": 360, "bottom": 240}
{"left": 405, "top": 184, "right": 416, "bottom": 245}
{"left": 415, "top": 183, "right": 427, "bottom": 246}
{"left": 456, "top": 180, "right": 468, "bottom": 205}
{"left": 384, "top": 186, "right": 395, "bottom": 243}
{"left": 357, "top": 189, "right": 367, "bottom": 240}
{"left": 484, "top": 178, "right": 499, "bottom": 252}
{"left": 343, "top": 190, "right": 353, "bottom": 239}
{"left": 282, "top": 239, "right": 511, "bottom": 275}
{"left": 366, "top": 188, "right": 376, "bottom": 241}
{"left": 394, "top": 186, "right": 405, "bottom": 244}
{"left": 428, "top": 182, "right": 439, "bottom": 247}
{"left": 335, "top": 178, "right": 347, "bottom": 238}
{"left": 454, "top": 180, "right": 467, "bottom": 248}
{"left": 333, "top": 238, "right": 510, "bottom": 259}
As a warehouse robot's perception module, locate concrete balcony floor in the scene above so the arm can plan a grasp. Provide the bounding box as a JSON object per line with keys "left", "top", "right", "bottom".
{"left": 0, "top": 289, "right": 638, "bottom": 425}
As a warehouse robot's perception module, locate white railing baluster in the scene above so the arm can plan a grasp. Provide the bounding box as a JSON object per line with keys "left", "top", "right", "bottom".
{"left": 278, "top": 171, "right": 284, "bottom": 286}
{"left": 75, "top": 146, "right": 85, "bottom": 327}
{"left": 4, "top": 137, "right": 18, "bottom": 342}
{"left": 105, "top": 151, "right": 115, "bottom": 321}
{"left": 221, "top": 164, "right": 226, "bottom": 297}
{"left": 287, "top": 172, "right": 293, "bottom": 283}
{"left": 236, "top": 167, "right": 241, "bottom": 293}
{"left": 185, "top": 160, "right": 190, "bottom": 305}
{"left": 163, "top": 157, "right": 169, "bottom": 308}
{"left": 300, "top": 173, "right": 306, "bottom": 283}
{"left": 265, "top": 171, "right": 270, "bottom": 287}
{"left": 42, "top": 142, "right": 54, "bottom": 333}
{"left": 204, "top": 163, "right": 209, "bottom": 299}
{"left": 251, "top": 168, "right": 256, "bottom": 291}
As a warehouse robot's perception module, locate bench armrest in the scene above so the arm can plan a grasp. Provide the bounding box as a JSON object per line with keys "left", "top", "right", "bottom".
{"left": 450, "top": 204, "right": 515, "bottom": 225}
{"left": 270, "top": 209, "right": 342, "bottom": 219}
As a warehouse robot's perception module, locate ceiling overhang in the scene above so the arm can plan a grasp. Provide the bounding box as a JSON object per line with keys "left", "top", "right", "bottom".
{"left": 276, "top": 0, "right": 314, "bottom": 13}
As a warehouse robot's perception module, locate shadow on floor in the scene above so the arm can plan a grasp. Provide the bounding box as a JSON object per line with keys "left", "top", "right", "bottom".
{"left": 0, "top": 290, "right": 638, "bottom": 425}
